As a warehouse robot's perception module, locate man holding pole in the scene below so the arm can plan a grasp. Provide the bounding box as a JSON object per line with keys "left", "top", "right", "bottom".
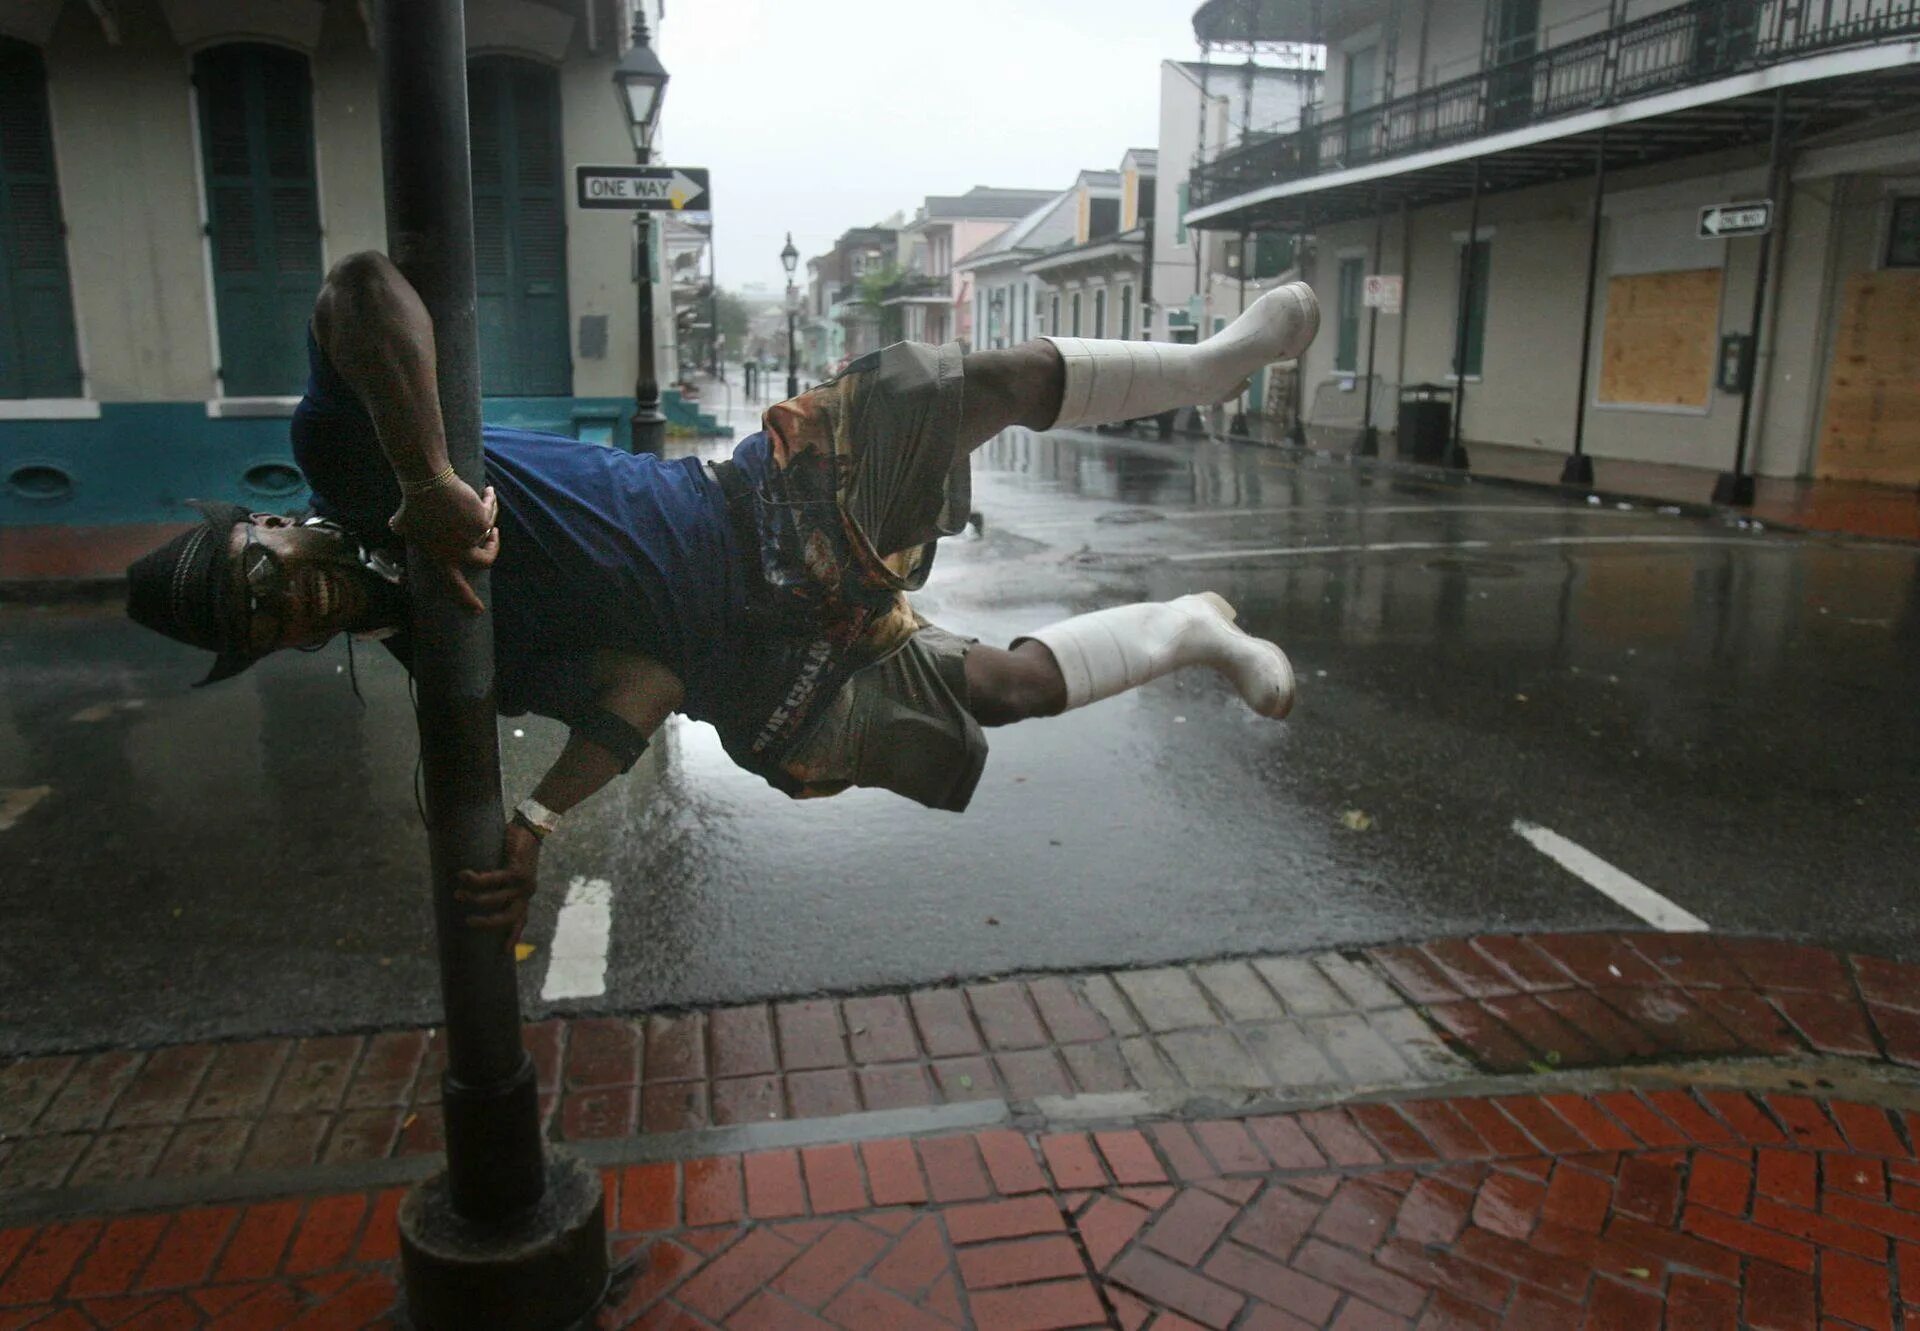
{"left": 125, "top": 252, "right": 1321, "bottom": 946}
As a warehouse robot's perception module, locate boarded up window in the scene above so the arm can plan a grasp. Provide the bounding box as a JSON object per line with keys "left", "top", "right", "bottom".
{"left": 1817, "top": 270, "right": 1920, "bottom": 487}
{"left": 1598, "top": 268, "right": 1721, "bottom": 408}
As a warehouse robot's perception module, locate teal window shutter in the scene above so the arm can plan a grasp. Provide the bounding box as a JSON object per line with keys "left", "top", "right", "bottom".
{"left": 1336, "top": 256, "right": 1364, "bottom": 372}
{"left": 0, "top": 38, "right": 83, "bottom": 399}
{"left": 470, "top": 58, "right": 571, "bottom": 398}
{"left": 195, "top": 44, "right": 323, "bottom": 397}
{"left": 1453, "top": 239, "right": 1491, "bottom": 378}
{"left": 1254, "top": 232, "right": 1293, "bottom": 279}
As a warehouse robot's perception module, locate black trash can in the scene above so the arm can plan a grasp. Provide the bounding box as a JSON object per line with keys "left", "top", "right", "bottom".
{"left": 1397, "top": 383, "right": 1455, "bottom": 464}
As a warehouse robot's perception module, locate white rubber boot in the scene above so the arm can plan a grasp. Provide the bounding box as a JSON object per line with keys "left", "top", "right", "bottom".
{"left": 1043, "top": 281, "right": 1320, "bottom": 429}
{"left": 1015, "top": 592, "right": 1296, "bottom": 719}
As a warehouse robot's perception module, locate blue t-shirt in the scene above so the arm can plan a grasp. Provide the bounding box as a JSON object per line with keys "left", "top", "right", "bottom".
{"left": 290, "top": 334, "right": 750, "bottom": 725}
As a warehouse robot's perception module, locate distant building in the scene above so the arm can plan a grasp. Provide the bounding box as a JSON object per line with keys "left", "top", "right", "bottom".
{"left": 889, "top": 187, "right": 1056, "bottom": 348}
{"left": 0, "top": 0, "right": 700, "bottom": 566}
{"left": 1022, "top": 163, "right": 1149, "bottom": 346}
{"left": 954, "top": 190, "right": 1080, "bottom": 352}
{"left": 805, "top": 225, "right": 896, "bottom": 371}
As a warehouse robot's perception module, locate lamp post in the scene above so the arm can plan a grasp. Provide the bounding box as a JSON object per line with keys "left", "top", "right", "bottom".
{"left": 781, "top": 232, "right": 800, "bottom": 399}
{"left": 614, "top": 16, "right": 669, "bottom": 455}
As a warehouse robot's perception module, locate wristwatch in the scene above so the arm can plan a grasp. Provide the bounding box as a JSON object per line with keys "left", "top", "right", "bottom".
{"left": 512, "top": 796, "right": 562, "bottom": 841}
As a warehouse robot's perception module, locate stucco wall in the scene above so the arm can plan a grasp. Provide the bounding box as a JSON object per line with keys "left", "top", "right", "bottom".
{"left": 1296, "top": 137, "right": 1877, "bottom": 480}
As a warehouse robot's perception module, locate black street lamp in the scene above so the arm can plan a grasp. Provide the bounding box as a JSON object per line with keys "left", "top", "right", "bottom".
{"left": 615, "top": 17, "right": 669, "bottom": 454}
{"left": 781, "top": 232, "right": 800, "bottom": 399}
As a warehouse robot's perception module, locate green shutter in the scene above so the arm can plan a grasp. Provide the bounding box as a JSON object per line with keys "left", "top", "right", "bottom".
{"left": 1336, "top": 257, "right": 1363, "bottom": 372}
{"left": 196, "top": 44, "right": 322, "bottom": 397}
{"left": 1453, "top": 240, "right": 1491, "bottom": 378}
{"left": 0, "top": 38, "right": 82, "bottom": 399}
{"left": 469, "top": 58, "right": 570, "bottom": 397}
{"left": 1175, "top": 182, "right": 1189, "bottom": 246}
{"left": 1254, "top": 232, "right": 1293, "bottom": 279}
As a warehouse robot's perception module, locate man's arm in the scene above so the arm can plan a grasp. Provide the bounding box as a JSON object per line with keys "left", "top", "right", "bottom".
{"left": 312, "top": 250, "right": 499, "bottom": 611}
{"left": 456, "top": 650, "right": 686, "bottom": 949}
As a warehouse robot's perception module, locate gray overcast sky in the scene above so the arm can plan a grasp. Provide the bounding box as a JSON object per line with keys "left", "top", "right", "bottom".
{"left": 655, "top": 0, "right": 1205, "bottom": 295}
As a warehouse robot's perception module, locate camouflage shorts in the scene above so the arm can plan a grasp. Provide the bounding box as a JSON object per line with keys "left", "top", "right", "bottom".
{"left": 715, "top": 341, "right": 988, "bottom": 810}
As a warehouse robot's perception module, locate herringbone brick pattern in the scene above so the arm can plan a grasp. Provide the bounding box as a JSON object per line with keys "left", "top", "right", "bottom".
{"left": 6, "top": 1089, "right": 1919, "bottom": 1327}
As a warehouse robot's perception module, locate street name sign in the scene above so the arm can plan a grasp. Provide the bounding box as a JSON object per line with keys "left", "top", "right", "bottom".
{"left": 1363, "top": 274, "right": 1402, "bottom": 313}
{"left": 576, "top": 165, "right": 711, "bottom": 211}
{"left": 1699, "top": 200, "right": 1771, "bottom": 239}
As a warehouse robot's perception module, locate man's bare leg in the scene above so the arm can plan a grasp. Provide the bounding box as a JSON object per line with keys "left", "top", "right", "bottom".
{"left": 955, "top": 278, "right": 1319, "bottom": 448}
{"left": 957, "top": 341, "right": 1065, "bottom": 450}
{"left": 955, "top": 284, "right": 1319, "bottom": 729}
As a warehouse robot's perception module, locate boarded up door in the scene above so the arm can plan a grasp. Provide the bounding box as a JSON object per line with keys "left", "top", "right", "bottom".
{"left": 1816, "top": 270, "right": 1920, "bottom": 487}
{"left": 470, "top": 58, "right": 570, "bottom": 398}
{"left": 196, "top": 44, "right": 323, "bottom": 397}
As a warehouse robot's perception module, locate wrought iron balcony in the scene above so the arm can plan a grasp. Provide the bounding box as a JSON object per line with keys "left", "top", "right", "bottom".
{"left": 1192, "top": 0, "right": 1920, "bottom": 211}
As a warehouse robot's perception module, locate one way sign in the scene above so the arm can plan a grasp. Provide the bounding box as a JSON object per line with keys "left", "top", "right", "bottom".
{"left": 1698, "top": 200, "right": 1771, "bottom": 239}
{"left": 576, "top": 165, "right": 711, "bottom": 212}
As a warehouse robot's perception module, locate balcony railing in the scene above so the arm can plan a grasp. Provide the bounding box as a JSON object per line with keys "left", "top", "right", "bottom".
{"left": 1192, "top": 0, "right": 1920, "bottom": 209}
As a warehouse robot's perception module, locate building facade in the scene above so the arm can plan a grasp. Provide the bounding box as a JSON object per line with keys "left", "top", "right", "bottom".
{"left": 0, "top": 0, "right": 698, "bottom": 562}
{"left": 1188, "top": 0, "right": 1920, "bottom": 488}
{"left": 886, "top": 187, "right": 1055, "bottom": 349}
{"left": 1023, "top": 164, "right": 1150, "bottom": 348}
{"left": 1153, "top": 58, "right": 1320, "bottom": 345}
{"left": 955, "top": 190, "right": 1079, "bottom": 352}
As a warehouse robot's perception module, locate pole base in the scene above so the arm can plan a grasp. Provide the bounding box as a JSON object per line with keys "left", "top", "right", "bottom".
{"left": 1712, "top": 471, "right": 1755, "bottom": 507}
{"left": 400, "top": 1148, "right": 607, "bottom": 1331}
{"left": 1559, "top": 454, "right": 1594, "bottom": 487}
{"left": 1356, "top": 426, "right": 1379, "bottom": 458}
{"left": 1442, "top": 444, "right": 1471, "bottom": 471}
{"left": 632, "top": 409, "right": 667, "bottom": 457}
{"left": 1285, "top": 419, "right": 1307, "bottom": 447}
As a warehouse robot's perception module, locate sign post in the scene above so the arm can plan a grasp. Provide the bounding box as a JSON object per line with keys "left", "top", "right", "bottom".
{"left": 576, "top": 165, "right": 712, "bottom": 454}
{"left": 1698, "top": 200, "right": 1772, "bottom": 240}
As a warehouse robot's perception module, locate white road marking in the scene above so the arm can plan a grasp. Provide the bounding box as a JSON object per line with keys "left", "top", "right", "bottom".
{"left": 1167, "top": 534, "right": 1772, "bottom": 563}
{"left": 1006, "top": 504, "right": 1650, "bottom": 533}
{"left": 540, "top": 876, "right": 614, "bottom": 1001}
{"left": 1512, "top": 820, "right": 1709, "bottom": 932}
{"left": 0, "top": 786, "right": 51, "bottom": 831}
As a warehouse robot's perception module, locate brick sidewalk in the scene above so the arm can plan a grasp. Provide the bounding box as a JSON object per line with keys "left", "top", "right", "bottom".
{"left": 5, "top": 933, "right": 1917, "bottom": 1202}
{"left": 6, "top": 1085, "right": 1920, "bottom": 1328}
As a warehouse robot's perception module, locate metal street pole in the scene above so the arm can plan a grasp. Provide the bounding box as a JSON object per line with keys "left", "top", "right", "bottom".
{"left": 376, "top": 4, "right": 606, "bottom": 1326}
{"left": 631, "top": 181, "right": 666, "bottom": 454}
{"left": 1445, "top": 158, "right": 1481, "bottom": 471}
{"left": 1563, "top": 130, "right": 1607, "bottom": 488}
{"left": 1716, "top": 88, "right": 1788, "bottom": 508}
{"left": 786, "top": 285, "right": 800, "bottom": 399}
{"left": 1358, "top": 195, "right": 1385, "bottom": 456}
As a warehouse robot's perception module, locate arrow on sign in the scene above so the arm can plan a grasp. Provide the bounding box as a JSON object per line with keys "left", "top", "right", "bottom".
{"left": 666, "top": 171, "right": 701, "bottom": 209}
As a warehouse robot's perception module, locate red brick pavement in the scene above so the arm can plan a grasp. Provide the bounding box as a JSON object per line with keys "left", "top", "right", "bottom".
{"left": 6, "top": 1087, "right": 1920, "bottom": 1328}
{"left": 5, "top": 934, "right": 1919, "bottom": 1200}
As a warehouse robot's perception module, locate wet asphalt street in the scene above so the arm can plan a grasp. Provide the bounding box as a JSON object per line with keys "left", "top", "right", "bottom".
{"left": 2, "top": 426, "right": 1917, "bottom": 1056}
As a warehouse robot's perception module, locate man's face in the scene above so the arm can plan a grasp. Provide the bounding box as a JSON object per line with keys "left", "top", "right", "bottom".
{"left": 225, "top": 515, "right": 400, "bottom": 655}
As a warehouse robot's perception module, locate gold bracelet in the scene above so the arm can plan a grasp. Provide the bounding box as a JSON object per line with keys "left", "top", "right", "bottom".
{"left": 401, "top": 464, "right": 457, "bottom": 497}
